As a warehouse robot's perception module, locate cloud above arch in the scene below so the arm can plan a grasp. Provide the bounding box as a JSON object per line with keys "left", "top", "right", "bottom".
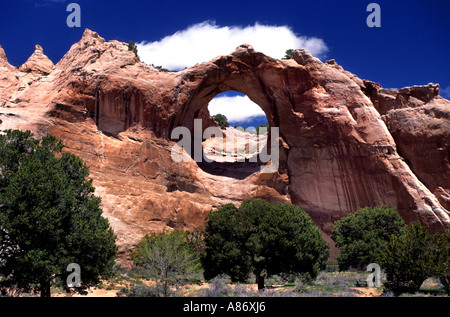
{"left": 137, "top": 21, "right": 328, "bottom": 70}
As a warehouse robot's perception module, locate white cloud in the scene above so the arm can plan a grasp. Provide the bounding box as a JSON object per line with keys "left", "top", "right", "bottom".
{"left": 137, "top": 21, "right": 328, "bottom": 70}
{"left": 208, "top": 94, "right": 265, "bottom": 123}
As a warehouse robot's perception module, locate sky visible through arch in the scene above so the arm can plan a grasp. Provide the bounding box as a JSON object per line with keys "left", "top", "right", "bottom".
{"left": 1, "top": 0, "right": 449, "bottom": 125}
{"left": 207, "top": 91, "right": 268, "bottom": 129}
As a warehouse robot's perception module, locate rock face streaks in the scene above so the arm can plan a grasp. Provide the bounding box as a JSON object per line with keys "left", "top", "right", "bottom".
{"left": 1, "top": 29, "right": 448, "bottom": 262}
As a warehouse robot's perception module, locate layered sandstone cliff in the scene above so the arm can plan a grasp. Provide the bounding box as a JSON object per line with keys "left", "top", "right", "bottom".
{"left": 1, "top": 29, "right": 448, "bottom": 262}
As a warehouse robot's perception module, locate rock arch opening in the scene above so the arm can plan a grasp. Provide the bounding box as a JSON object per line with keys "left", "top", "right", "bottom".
{"left": 194, "top": 90, "right": 275, "bottom": 179}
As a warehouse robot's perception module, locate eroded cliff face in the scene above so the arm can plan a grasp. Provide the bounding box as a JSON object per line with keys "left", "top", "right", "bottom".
{"left": 1, "top": 29, "right": 449, "bottom": 262}
{"left": 364, "top": 82, "right": 450, "bottom": 210}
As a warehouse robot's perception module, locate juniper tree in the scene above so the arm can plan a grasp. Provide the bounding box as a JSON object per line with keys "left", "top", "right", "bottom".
{"left": 380, "top": 222, "right": 440, "bottom": 295}
{"left": 331, "top": 205, "right": 405, "bottom": 270}
{"left": 0, "top": 130, "right": 117, "bottom": 297}
{"left": 202, "top": 199, "right": 329, "bottom": 290}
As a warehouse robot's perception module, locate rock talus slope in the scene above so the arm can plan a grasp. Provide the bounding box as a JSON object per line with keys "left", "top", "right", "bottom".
{"left": 1, "top": 29, "right": 449, "bottom": 262}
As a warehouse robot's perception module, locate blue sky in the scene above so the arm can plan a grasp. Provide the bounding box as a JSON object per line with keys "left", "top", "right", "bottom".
{"left": 1, "top": 0, "right": 449, "bottom": 126}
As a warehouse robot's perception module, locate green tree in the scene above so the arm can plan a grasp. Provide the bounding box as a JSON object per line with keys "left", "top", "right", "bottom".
{"left": 433, "top": 226, "right": 450, "bottom": 295}
{"left": 202, "top": 199, "right": 329, "bottom": 290}
{"left": 212, "top": 114, "right": 230, "bottom": 129}
{"left": 0, "top": 130, "right": 117, "bottom": 297}
{"left": 131, "top": 229, "right": 202, "bottom": 297}
{"left": 379, "top": 222, "right": 439, "bottom": 295}
{"left": 331, "top": 205, "right": 405, "bottom": 270}
{"left": 128, "top": 41, "right": 139, "bottom": 58}
{"left": 282, "top": 49, "right": 294, "bottom": 60}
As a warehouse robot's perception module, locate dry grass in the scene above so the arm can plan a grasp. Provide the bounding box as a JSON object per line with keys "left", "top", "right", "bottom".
{"left": 12, "top": 268, "right": 448, "bottom": 297}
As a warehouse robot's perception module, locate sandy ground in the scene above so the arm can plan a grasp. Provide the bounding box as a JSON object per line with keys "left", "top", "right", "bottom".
{"left": 53, "top": 282, "right": 383, "bottom": 297}
{"left": 65, "top": 288, "right": 119, "bottom": 297}
{"left": 351, "top": 287, "right": 383, "bottom": 297}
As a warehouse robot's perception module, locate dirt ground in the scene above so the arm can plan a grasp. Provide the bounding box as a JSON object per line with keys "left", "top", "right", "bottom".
{"left": 350, "top": 287, "right": 383, "bottom": 297}
{"left": 53, "top": 282, "right": 383, "bottom": 297}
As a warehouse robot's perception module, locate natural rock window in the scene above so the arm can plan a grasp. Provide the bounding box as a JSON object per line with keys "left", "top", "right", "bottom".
{"left": 199, "top": 90, "right": 270, "bottom": 177}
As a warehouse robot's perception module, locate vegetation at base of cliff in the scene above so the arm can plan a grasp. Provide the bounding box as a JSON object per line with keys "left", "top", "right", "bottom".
{"left": 85, "top": 266, "right": 448, "bottom": 298}
{"left": 78, "top": 206, "right": 450, "bottom": 298}
{"left": 380, "top": 222, "right": 450, "bottom": 296}
{"left": 112, "top": 217, "right": 449, "bottom": 297}
{"left": 332, "top": 206, "right": 450, "bottom": 296}
{"left": 331, "top": 205, "right": 405, "bottom": 271}
{"left": 130, "top": 229, "right": 203, "bottom": 297}
{"left": 0, "top": 129, "right": 117, "bottom": 297}
{"left": 202, "top": 199, "right": 329, "bottom": 291}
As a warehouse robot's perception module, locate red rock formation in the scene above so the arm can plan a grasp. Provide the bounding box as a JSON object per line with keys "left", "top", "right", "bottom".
{"left": 364, "top": 82, "right": 450, "bottom": 210}
{"left": 0, "top": 45, "right": 20, "bottom": 105}
{"left": 19, "top": 45, "right": 54, "bottom": 75}
{"left": 1, "top": 29, "right": 448, "bottom": 263}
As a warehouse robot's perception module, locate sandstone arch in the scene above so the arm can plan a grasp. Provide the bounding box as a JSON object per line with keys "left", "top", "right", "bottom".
{"left": 169, "top": 44, "right": 449, "bottom": 234}
{"left": 1, "top": 30, "right": 448, "bottom": 262}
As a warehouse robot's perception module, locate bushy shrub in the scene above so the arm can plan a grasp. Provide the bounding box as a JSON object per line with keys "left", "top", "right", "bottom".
{"left": 331, "top": 205, "right": 405, "bottom": 270}
{"left": 379, "top": 222, "right": 441, "bottom": 295}
{"left": 198, "top": 275, "right": 232, "bottom": 297}
{"left": 131, "top": 229, "right": 202, "bottom": 297}
{"left": 431, "top": 225, "right": 450, "bottom": 295}
{"left": 117, "top": 285, "right": 179, "bottom": 297}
